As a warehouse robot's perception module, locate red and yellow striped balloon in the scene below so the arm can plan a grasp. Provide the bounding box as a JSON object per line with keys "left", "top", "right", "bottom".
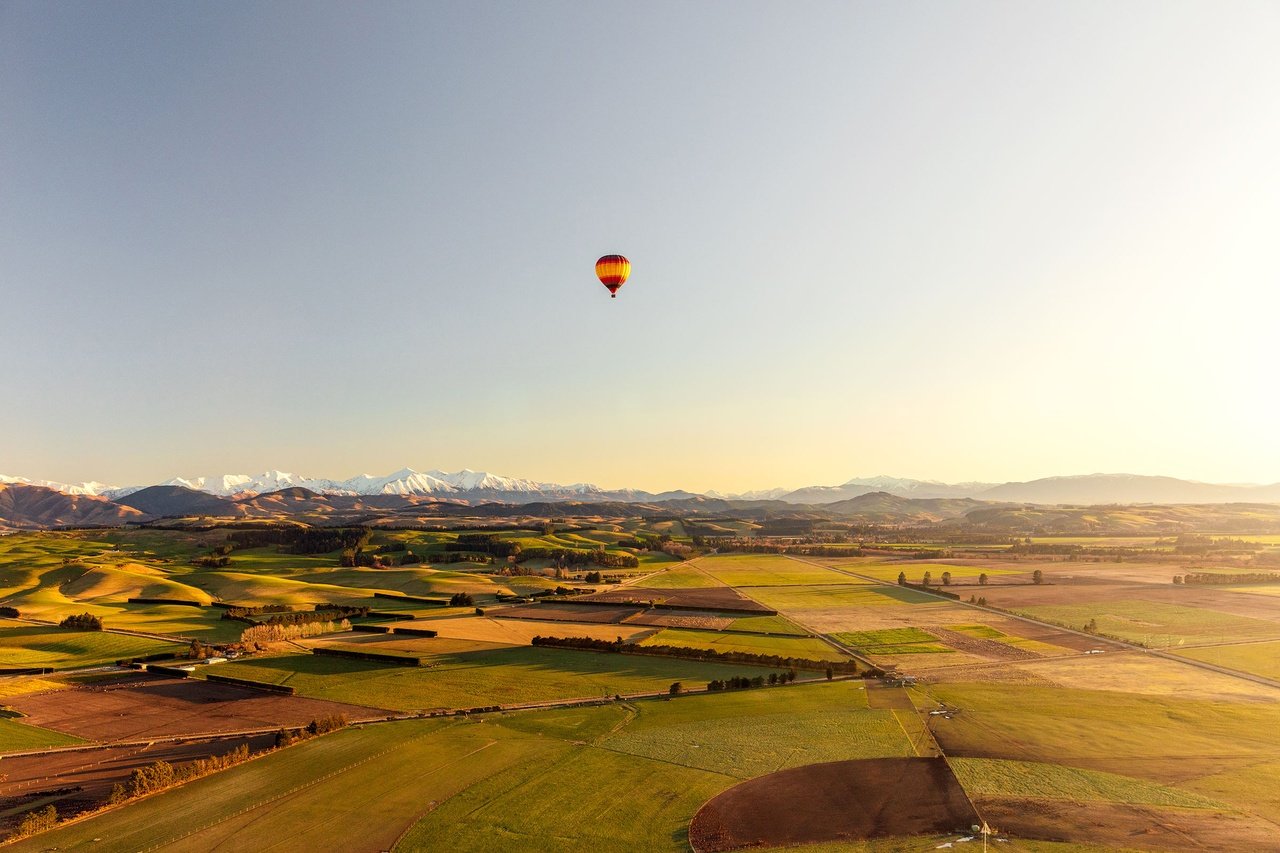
{"left": 595, "top": 254, "right": 631, "bottom": 298}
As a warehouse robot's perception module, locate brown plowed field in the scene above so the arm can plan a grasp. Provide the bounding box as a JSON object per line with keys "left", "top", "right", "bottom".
{"left": 976, "top": 795, "right": 1280, "bottom": 852}
{"left": 624, "top": 611, "right": 734, "bottom": 630}
{"left": 688, "top": 757, "right": 978, "bottom": 851}
{"left": 0, "top": 734, "right": 274, "bottom": 832}
{"left": 6, "top": 675, "right": 383, "bottom": 742}
{"left": 584, "top": 587, "right": 773, "bottom": 613}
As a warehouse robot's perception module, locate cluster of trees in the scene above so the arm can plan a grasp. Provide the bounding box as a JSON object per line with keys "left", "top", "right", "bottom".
{"left": 0, "top": 605, "right": 18, "bottom": 618}
{"left": 1178, "top": 571, "right": 1280, "bottom": 585}
{"left": 219, "top": 603, "right": 297, "bottom": 617}
{"left": 529, "top": 635, "right": 858, "bottom": 673}
{"left": 449, "top": 592, "right": 475, "bottom": 606}
{"left": 967, "top": 596, "right": 990, "bottom": 606}
{"left": 431, "top": 552, "right": 489, "bottom": 565}
{"left": 895, "top": 576, "right": 961, "bottom": 600}
{"left": 1174, "top": 535, "right": 1261, "bottom": 556}
{"left": 256, "top": 608, "right": 368, "bottom": 627}
{"left": 229, "top": 527, "right": 372, "bottom": 555}
{"left": 109, "top": 745, "right": 252, "bottom": 804}
{"left": 515, "top": 547, "right": 639, "bottom": 568}
{"left": 240, "top": 619, "right": 348, "bottom": 646}
{"left": 690, "top": 537, "right": 865, "bottom": 559}
{"left": 445, "top": 533, "right": 522, "bottom": 557}
{"left": 191, "top": 554, "right": 231, "bottom": 568}
{"left": 59, "top": 612, "right": 103, "bottom": 631}
{"left": 707, "top": 671, "right": 797, "bottom": 691}
{"left": 276, "top": 714, "right": 349, "bottom": 747}
{"left": 13, "top": 805, "right": 58, "bottom": 839}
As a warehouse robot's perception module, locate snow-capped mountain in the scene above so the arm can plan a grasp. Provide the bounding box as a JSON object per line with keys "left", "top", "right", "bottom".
{"left": 426, "top": 469, "right": 542, "bottom": 493}
{"left": 705, "top": 487, "right": 792, "bottom": 500}
{"left": 346, "top": 469, "right": 457, "bottom": 495}
{"left": 0, "top": 474, "right": 119, "bottom": 497}
{"left": 7, "top": 468, "right": 1280, "bottom": 507}
{"left": 154, "top": 471, "right": 350, "bottom": 497}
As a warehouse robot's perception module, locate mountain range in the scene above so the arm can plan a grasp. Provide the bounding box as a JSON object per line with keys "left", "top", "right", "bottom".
{"left": 3, "top": 468, "right": 1280, "bottom": 508}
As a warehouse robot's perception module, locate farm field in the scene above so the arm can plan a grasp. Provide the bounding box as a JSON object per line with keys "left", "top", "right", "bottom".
{"left": 200, "top": 644, "right": 799, "bottom": 711}
{"left": 6, "top": 674, "right": 384, "bottom": 741}
{"left": 1011, "top": 600, "right": 1280, "bottom": 646}
{"left": 638, "top": 627, "right": 847, "bottom": 661}
{"left": 0, "top": 734, "right": 275, "bottom": 833}
{"left": 695, "top": 554, "right": 858, "bottom": 587}
{"left": 405, "top": 613, "right": 657, "bottom": 645}
{"left": 639, "top": 564, "right": 723, "bottom": 588}
{"left": 834, "top": 560, "right": 1025, "bottom": 584}
{"left": 7, "top": 521, "right": 1280, "bottom": 851}
{"left": 742, "top": 583, "right": 935, "bottom": 612}
{"left": 1173, "top": 639, "right": 1280, "bottom": 681}
{"left": 6, "top": 682, "right": 921, "bottom": 853}
{"left": 0, "top": 621, "right": 185, "bottom": 670}
{"left": 0, "top": 716, "right": 85, "bottom": 752}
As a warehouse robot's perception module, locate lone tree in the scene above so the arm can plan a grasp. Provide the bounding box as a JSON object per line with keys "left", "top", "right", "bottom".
{"left": 668, "top": 681, "right": 682, "bottom": 696}
{"left": 1032, "top": 569, "right": 1044, "bottom": 585}
{"left": 978, "top": 573, "right": 988, "bottom": 586}
{"left": 825, "top": 666, "right": 834, "bottom": 681}
{"left": 941, "top": 571, "right": 952, "bottom": 586}
{"left": 922, "top": 571, "right": 932, "bottom": 586}
{"left": 897, "top": 571, "right": 907, "bottom": 586}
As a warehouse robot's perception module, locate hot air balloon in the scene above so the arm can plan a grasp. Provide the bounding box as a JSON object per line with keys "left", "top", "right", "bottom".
{"left": 595, "top": 254, "right": 630, "bottom": 298}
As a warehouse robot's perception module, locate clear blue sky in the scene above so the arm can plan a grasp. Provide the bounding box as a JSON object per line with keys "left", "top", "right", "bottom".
{"left": 3, "top": 1, "right": 1278, "bottom": 492}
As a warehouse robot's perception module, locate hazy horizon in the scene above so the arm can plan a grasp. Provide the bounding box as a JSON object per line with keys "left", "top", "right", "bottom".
{"left": 4, "top": 2, "right": 1278, "bottom": 492}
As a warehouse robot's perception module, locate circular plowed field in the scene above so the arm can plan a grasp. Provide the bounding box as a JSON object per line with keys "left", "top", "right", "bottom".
{"left": 689, "top": 757, "right": 979, "bottom": 851}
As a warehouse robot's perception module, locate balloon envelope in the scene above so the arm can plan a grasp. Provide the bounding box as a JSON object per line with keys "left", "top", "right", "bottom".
{"left": 596, "top": 255, "right": 630, "bottom": 298}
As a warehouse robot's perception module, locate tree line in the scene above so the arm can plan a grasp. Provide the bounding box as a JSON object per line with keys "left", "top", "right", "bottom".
{"left": 530, "top": 635, "right": 859, "bottom": 673}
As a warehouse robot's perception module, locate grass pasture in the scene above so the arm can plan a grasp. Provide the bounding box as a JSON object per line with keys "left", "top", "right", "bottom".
{"left": 640, "top": 565, "right": 723, "bottom": 588}
{"left": 743, "top": 583, "right": 937, "bottom": 611}
{"left": 202, "top": 644, "right": 792, "bottom": 711}
{"left": 638, "top": 627, "right": 847, "bottom": 661}
{"left": 1015, "top": 600, "right": 1280, "bottom": 646}
{"left": 0, "top": 716, "right": 85, "bottom": 752}
{"left": 1173, "top": 639, "right": 1280, "bottom": 681}
{"left": 950, "top": 757, "right": 1219, "bottom": 809}
{"left": 697, "top": 555, "right": 856, "bottom": 587}
{"left": 832, "top": 628, "right": 951, "bottom": 655}
{"left": 0, "top": 621, "right": 184, "bottom": 669}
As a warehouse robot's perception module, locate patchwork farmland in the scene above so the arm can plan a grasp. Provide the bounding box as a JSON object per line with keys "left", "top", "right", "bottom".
{"left": 3, "top": 519, "right": 1280, "bottom": 851}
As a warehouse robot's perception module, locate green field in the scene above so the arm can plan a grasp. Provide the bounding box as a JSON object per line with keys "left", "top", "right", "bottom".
{"left": 743, "top": 583, "right": 937, "bottom": 611}
{"left": 201, "top": 644, "right": 792, "bottom": 711}
{"left": 697, "top": 554, "right": 857, "bottom": 587}
{"left": 639, "top": 565, "right": 723, "bottom": 588}
{"left": 951, "top": 758, "right": 1219, "bottom": 808}
{"left": 1174, "top": 639, "right": 1280, "bottom": 681}
{"left": 848, "top": 562, "right": 1022, "bottom": 583}
{"left": 0, "top": 621, "right": 184, "bottom": 669}
{"left": 638, "top": 627, "right": 848, "bottom": 661}
{"left": 924, "top": 682, "right": 1280, "bottom": 772}
{"left": 600, "top": 681, "right": 911, "bottom": 777}
{"left": 725, "top": 613, "right": 807, "bottom": 635}
{"left": 831, "top": 628, "right": 951, "bottom": 655}
{"left": 1014, "top": 601, "right": 1280, "bottom": 646}
{"left": 0, "top": 716, "right": 86, "bottom": 752}
{"left": 0, "top": 680, "right": 913, "bottom": 853}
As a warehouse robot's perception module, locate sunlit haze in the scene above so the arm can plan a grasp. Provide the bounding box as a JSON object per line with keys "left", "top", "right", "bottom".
{"left": 3, "top": 2, "right": 1278, "bottom": 492}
